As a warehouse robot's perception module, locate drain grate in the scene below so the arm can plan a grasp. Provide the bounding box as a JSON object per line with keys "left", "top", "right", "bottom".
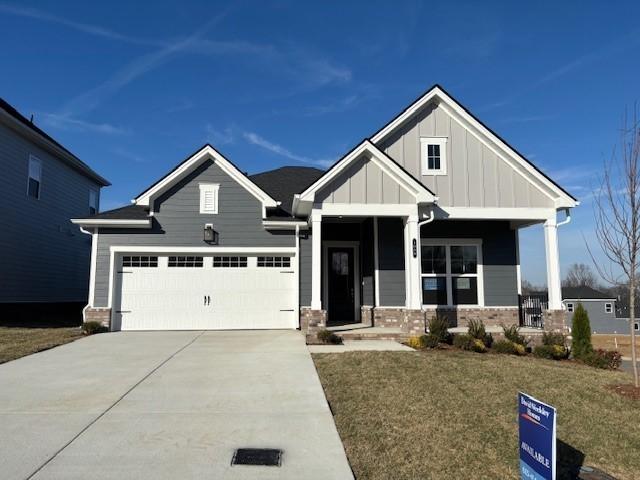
{"left": 231, "top": 448, "right": 282, "bottom": 467}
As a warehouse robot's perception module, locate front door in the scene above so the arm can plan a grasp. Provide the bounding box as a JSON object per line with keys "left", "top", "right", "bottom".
{"left": 327, "top": 247, "right": 355, "bottom": 324}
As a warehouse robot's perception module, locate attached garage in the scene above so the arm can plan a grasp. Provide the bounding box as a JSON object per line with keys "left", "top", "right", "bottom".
{"left": 112, "top": 253, "right": 297, "bottom": 331}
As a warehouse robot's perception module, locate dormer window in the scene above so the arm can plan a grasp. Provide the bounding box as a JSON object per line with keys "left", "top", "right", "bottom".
{"left": 199, "top": 183, "right": 219, "bottom": 214}
{"left": 421, "top": 137, "right": 447, "bottom": 175}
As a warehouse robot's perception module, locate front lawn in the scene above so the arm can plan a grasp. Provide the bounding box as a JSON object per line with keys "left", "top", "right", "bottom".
{"left": 313, "top": 350, "right": 640, "bottom": 480}
{"left": 0, "top": 327, "right": 84, "bottom": 364}
{"left": 593, "top": 334, "right": 640, "bottom": 358}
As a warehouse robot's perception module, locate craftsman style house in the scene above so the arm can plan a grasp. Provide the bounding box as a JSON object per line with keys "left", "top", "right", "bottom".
{"left": 72, "top": 85, "right": 577, "bottom": 333}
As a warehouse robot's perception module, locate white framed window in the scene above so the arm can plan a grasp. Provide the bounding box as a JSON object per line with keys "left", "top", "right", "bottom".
{"left": 566, "top": 303, "right": 574, "bottom": 313}
{"left": 199, "top": 183, "right": 219, "bottom": 214}
{"left": 257, "top": 256, "right": 291, "bottom": 268}
{"left": 168, "top": 256, "right": 203, "bottom": 267}
{"left": 89, "top": 190, "right": 98, "bottom": 215}
{"left": 213, "top": 256, "right": 247, "bottom": 268}
{"left": 122, "top": 256, "right": 158, "bottom": 268}
{"left": 420, "top": 239, "right": 482, "bottom": 306}
{"left": 27, "top": 155, "right": 42, "bottom": 199}
{"left": 605, "top": 302, "right": 613, "bottom": 314}
{"left": 420, "top": 137, "right": 447, "bottom": 175}
{"left": 635, "top": 322, "right": 639, "bottom": 332}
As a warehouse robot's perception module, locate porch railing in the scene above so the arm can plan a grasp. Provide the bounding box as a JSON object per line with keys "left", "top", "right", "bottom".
{"left": 518, "top": 294, "right": 548, "bottom": 328}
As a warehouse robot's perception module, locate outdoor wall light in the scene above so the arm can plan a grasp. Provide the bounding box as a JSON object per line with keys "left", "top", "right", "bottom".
{"left": 204, "top": 223, "right": 218, "bottom": 244}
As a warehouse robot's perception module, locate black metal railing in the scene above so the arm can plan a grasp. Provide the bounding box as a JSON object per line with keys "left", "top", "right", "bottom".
{"left": 519, "top": 294, "right": 548, "bottom": 328}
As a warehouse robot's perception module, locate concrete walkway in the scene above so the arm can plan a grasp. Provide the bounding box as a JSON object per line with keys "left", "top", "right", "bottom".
{"left": 0, "top": 331, "right": 353, "bottom": 480}
{"left": 308, "top": 340, "right": 414, "bottom": 353}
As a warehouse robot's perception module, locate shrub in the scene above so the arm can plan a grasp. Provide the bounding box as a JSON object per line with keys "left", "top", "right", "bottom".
{"left": 471, "top": 338, "right": 487, "bottom": 353}
{"left": 407, "top": 334, "right": 440, "bottom": 349}
{"left": 571, "top": 303, "right": 592, "bottom": 359}
{"left": 502, "top": 324, "right": 527, "bottom": 346}
{"left": 580, "top": 349, "right": 622, "bottom": 370}
{"left": 422, "top": 334, "right": 440, "bottom": 349}
{"left": 542, "top": 331, "right": 566, "bottom": 347}
{"left": 427, "top": 315, "right": 451, "bottom": 344}
{"left": 407, "top": 335, "right": 424, "bottom": 349}
{"left": 533, "top": 344, "right": 569, "bottom": 360}
{"left": 82, "top": 321, "right": 107, "bottom": 335}
{"left": 317, "top": 329, "right": 342, "bottom": 345}
{"left": 467, "top": 318, "right": 492, "bottom": 347}
{"left": 493, "top": 339, "right": 519, "bottom": 355}
{"left": 453, "top": 333, "right": 474, "bottom": 350}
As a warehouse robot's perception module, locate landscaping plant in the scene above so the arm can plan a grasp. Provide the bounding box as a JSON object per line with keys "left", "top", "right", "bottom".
{"left": 427, "top": 315, "right": 451, "bottom": 344}
{"left": 317, "top": 329, "right": 343, "bottom": 345}
{"left": 542, "top": 331, "right": 566, "bottom": 347}
{"left": 533, "top": 344, "right": 570, "bottom": 360}
{"left": 453, "top": 333, "right": 486, "bottom": 352}
{"left": 580, "top": 349, "right": 623, "bottom": 370}
{"left": 502, "top": 324, "right": 527, "bottom": 346}
{"left": 407, "top": 334, "right": 439, "bottom": 349}
{"left": 82, "top": 321, "right": 108, "bottom": 335}
{"left": 467, "top": 318, "right": 492, "bottom": 347}
{"left": 493, "top": 339, "right": 526, "bottom": 355}
{"left": 571, "top": 303, "right": 592, "bottom": 359}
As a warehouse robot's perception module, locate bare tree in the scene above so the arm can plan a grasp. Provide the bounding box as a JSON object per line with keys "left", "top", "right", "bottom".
{"left": 521, "top": 279, "right": 543, "bottom": 295}
{"left": 588, "top": 108, "right": 639, "bottom": 387}
{"left": 562, "top": 263, "right": 600, "bottom": 289}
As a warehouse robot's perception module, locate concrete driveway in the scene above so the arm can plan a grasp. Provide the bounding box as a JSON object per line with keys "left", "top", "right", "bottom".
{"left": 0, "top": 331, "right": 353, "bottom": 480}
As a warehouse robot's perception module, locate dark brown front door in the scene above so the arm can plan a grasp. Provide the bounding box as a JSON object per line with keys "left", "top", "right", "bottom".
{"left": 327, "top": 247, "right": 355, "bottom": 324}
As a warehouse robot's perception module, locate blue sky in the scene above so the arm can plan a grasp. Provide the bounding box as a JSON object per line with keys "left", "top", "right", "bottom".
{"left": 2, "top": 0, "right": 639, "bottom": 285}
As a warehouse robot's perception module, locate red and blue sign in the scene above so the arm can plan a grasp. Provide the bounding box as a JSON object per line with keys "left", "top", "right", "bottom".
{"left": 518, "top": 392, "right": 556, "bottom": 480}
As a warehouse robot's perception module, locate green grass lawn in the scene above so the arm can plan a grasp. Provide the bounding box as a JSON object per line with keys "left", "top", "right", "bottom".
{"left": 313, "top": 350, "right": 640, "bottom": 480}
{"left": 0, "top": 327, "right": 84, "bottom": 364}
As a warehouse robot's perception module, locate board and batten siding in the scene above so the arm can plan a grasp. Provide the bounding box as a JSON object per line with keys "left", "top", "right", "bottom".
{"left": 315, "top": 153, "right": 415, "bottom": 205}
{"left": 0, "top": 122, "right": 101, "bottom": 303}
{"left": 377, "top": 102, "right": 556, "bottom": 208}
{"left": 93, "top": 159, "right": 294, "bottom": 307}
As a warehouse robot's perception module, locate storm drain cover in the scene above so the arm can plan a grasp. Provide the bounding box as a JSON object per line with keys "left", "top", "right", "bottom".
{"left": 231, "top": 448, "right": 282, "bottom": 467}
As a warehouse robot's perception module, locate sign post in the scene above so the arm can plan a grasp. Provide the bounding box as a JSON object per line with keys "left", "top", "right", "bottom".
{"left": 518, "top": 392, "right": 556, "bottom": 480}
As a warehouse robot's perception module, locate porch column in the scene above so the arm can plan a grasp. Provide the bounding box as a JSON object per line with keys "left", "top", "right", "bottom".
{"left": 544, "top": 214, "right": 562, "bottom": 310}
{"left": 311, "top": 213, "right": 322, "bottom": 310}
{"left": 404, "top": 215, "right": 422, "bottom": 310}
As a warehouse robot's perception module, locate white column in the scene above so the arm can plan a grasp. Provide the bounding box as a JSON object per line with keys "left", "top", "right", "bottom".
{"left": 373, "top": 217, "right": 380, "bottom": 307}
{"left": 515, "top": 228, "right": 522, "bottom": 295}
{"left": 311, "top": 213, "right": 322, "bottom": 310}
{"left": 403, "top": 215, "right": 421, "bottom": 310}
{"left": 544, "top": 215, "right": 562, "bottom": 310}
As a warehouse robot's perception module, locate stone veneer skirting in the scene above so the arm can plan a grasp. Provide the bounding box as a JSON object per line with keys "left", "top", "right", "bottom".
{"left": 543, "top": 309, "right": 568, "bottom": 332}
{"left": 423, "top": 307, "right": 520, "bottom": 329}
{"left": 300, "top": 308, "right": 327, "bottom": 333}
{"left": 84, "top": 307, "right": 111, "bottom": 328}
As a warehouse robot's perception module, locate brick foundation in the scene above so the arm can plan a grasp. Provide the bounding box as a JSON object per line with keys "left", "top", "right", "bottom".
{"left": 84, "top": 307, "right": 111, "bottom": 329}
{"left": 360, "top": 306, "right": 373, "bottom": 326}
{"left": 423, "top": 307, "right": 519, "bottom": 328}
{"left": 300, "top": 308, "right": 327, "bottom": 334}
{"left": 372, "top": 308, "right": 405, "bottom": 328}
{"left": 403, "top": 309, "right": 427, "bottom": 335}
{"left": 543, "top": 309, "right": 568, "bottom": 333}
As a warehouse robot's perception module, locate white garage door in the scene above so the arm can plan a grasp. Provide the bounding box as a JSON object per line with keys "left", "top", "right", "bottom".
{"left": 114, "top": 254, "right": 297, "bottom": 330}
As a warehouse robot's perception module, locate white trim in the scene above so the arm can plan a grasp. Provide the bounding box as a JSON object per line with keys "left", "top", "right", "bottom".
{"left": 263, "top": 220, "right": 309, "bottom": 230}
{"left": 135, "top": 145, "right": 277, "bottom": 210}
{"left": 109, "top": 245, "right": 296, "bottom": 254}
{"left": 298, "top": 139, "right": 437, "bottom": 206}
{"left": 311, "top": 216, "right": 322, "bottom": 310}
{"left": 370, "top": 86, "right": 577, "bottom": 208}
{"left": 439, "top": 207, "right": 556, "bottom": 220}
{"left": 420, "top": 137, "right": 448, "bottom": 176}
{"left": 322, "top": 241, "right": 361, "bottom": 323}
{"left": 566, "top": 302, "right": 574, "bottom": 313}
{"left": 373, "top": 217, "right": 380, "bottom": 307}
{"left": 544, "top": 215, "right": 562, "bottom": 309}
{"left": 88, "top": 231, "right": 98, "bottom": 307}
{"left": 515, "top": 229, "right": 522, "bottom": 295}
{"left": 71, "top": 218, "right": 151, "bottom": 228}
{"left": 199, "top": 183, "right": 219, "bottom": 214}
{"left": 295, "top": 225, "right": 301, "bottom": 329}
{"left": 563, "top": 298, "right": 616, "bottom": 302}
{"left": 605, "top": 302, "right": 613, "bottom": 314}
{"left": 313, "top": 203, "right": 422, "bottom": 217}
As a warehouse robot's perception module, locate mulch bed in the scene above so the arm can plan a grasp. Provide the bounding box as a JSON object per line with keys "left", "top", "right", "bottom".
{"left": 607, "top": 383, "right": 640, "bottom": 400}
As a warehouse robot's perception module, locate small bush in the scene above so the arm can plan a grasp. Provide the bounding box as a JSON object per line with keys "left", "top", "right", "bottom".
{"left": 427, "top": 315, "right": 451, "bottom": 344}
{"left": 453, "top": 333, "right": 474, "bottom": 350}
{"left": 533, "top": 344, "right": 569, "bottom": 360}
{"left": 571, "top": 303, "right": 592, "bottom": 359}
{"left": 580, "top": 349, "right": 622, "bottom": 370}
{"left": 502, "top": 324, "right": 527, "bottom": 346}
{"left": 407, "top": 334, "right": 440, "bottom": 349}
{"left": 494, "top": 339, "right": 517, "bottom": 355}
{"left": 407, "top": 335, "right": 424, "bottom": 349}
{"left": 542, "top": 331, "right": 566, "bottom": 347}
{"left": 471, "top": 338, "right": 487, "bottom": 353}
{"left": 82, "top": 321, "right": 107, "bottom": 335}
{"left": 317, "top": 329, "right": 343, "bottom": 345}
{"left": 422, "top": 334, "right": 440, "bottom": 349}
{"left": 467, "top": 318, "right": 486, "bottom": 340}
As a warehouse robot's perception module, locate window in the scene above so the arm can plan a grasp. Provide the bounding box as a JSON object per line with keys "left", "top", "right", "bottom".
{"left": 605, "top": 303, "right": 613, "bottom": 314}
{"left": 420, "top": 137, "right": 447, "bottom": 175}
{"left": 27, "top": 155, "right": 42, "bottom": 199}
{"left": 199, "top": 183, "right": 219, "bottom": 214}
{"left": 566, "top": 303, "right": 574, "bottom": 313}
{"left": 213, "top": 256, "right": 247, "bottom": 267}
{"left": 421, "top": 242, "right": 480, "bottom": 305}
{"left": 635, "top": 322, "right": 639, "bottom": 332}
{"left": 122, "top": 256, "right": 158, "bottom": 267}
{"left": 168, "top": 256, "right": 203, "bottom": 267}
{"left": 89, "top": 190, "right": 98, "bottom": 215}
{"left": 257, "top": 256, "right": 291, "bottom": 268}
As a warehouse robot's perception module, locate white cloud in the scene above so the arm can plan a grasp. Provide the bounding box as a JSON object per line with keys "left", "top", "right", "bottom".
{"left": 113, "top": 147, "right": 146, "bottom": 163}
{"left": 40, "top": 113, "right": 126, "bottom": 135}
{"left": 243, "top": 132, "right": 333, "bottom": 168}
{"left": 205, "top": 125, "right": 234, "bottom": 146}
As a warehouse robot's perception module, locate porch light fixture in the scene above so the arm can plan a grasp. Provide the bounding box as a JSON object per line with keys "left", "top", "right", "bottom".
{"left": 204, "top": 223, "right": 218, "bottom": 244}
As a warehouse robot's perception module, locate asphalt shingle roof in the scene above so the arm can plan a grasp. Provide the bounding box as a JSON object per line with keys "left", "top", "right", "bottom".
{"left": 562, "top": 286, "right": 615, "bottom": 300}
{"left": 249, "top": 166, "right": 325, "bottom": 215}
{"left": 85, "top": 204, "right": 149, "bottom": 220}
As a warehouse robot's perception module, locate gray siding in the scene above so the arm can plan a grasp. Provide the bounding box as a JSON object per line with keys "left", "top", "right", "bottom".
{"left": 93, "top": 159, "right": 294, "bottom": 307}
{"left": 563, "top": 300, "right": 621, "bottom": 334}
{"left": 421, "top": 220, "right": 518, "bottom": 306}
{"left": 299, "top": 232, "right": 312, "bottom": 306}
{"left": 0, "top": 122, "right": 101, "bottom": 303}
{"left": 361, "top": 219, "right": 375, "bottom": 306}
{"left": 378, "top": 217, "right": 406, "bottom": 306}
{"left": 377, "top": 102, "right": 556, "bottom": 208}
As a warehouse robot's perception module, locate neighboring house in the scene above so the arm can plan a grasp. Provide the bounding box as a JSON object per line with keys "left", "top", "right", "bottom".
{"left": 561, "top": 286, "right": 627, "bottom": 334}
{"left": 71, "top": 85, "right": 578, "bottom": 333}
{"left": 0, "top": 97, "right": 109, "bottom": 322}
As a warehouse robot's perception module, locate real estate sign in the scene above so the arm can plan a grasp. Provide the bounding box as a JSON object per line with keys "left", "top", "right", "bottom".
{"left": 518, "top": 392, "right": 556, "bottom": 480}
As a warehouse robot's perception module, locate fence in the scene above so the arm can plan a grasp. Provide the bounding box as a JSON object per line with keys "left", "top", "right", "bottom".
{"left": 519, "top": 294, "right": 548, "bottom": 328}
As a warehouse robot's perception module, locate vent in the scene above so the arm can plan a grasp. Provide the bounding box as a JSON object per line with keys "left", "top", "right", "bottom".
{"left": 231, "top": 448, "right": 282, "bottom": 467}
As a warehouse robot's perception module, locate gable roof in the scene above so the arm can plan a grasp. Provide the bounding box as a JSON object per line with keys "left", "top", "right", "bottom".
{"left": 296, "top": 139, "right": 437, "bottom": 207}
{"left": 370, "top": 84, "right": 578, "bottom": 209}
{"left": 562, "top": 286, "right": 615, "bottom": 301}
{"left": 0, "top": 97, "right": 110, "bottom": 187}
{"left": 250, "top": 166, "right": 324, "bottom": 215}
{"left": 80, "top": 204, "right": 149, "bottom": 220}
{"left": 134, "top": 144, "right": 278, "bottom": 211}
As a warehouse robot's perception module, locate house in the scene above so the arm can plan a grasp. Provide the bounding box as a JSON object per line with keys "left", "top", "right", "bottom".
{"left": 562, "top": 286, "right": 629, "bottom": 334}
{"left": 0, "top": 97, "right": 109, "bottom": 322}
{"left": 71, "top": 85, "right": 578, "bottom": 333}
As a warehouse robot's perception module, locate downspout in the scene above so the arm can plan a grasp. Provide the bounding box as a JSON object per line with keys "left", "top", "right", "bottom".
{"left": 418, "top": 208, "right": 435, "bottom": 228}
{"left": 556, "top": 208, "right": 571, "bottom": 227}
{"left": 417, "top": 208, "right": 435, "bottom": 331}
{"left": 295, "top": 224, "right": 300, "bottom": 330}
{"left": 77, "top": 226, "right": 94, "bottom": 323}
